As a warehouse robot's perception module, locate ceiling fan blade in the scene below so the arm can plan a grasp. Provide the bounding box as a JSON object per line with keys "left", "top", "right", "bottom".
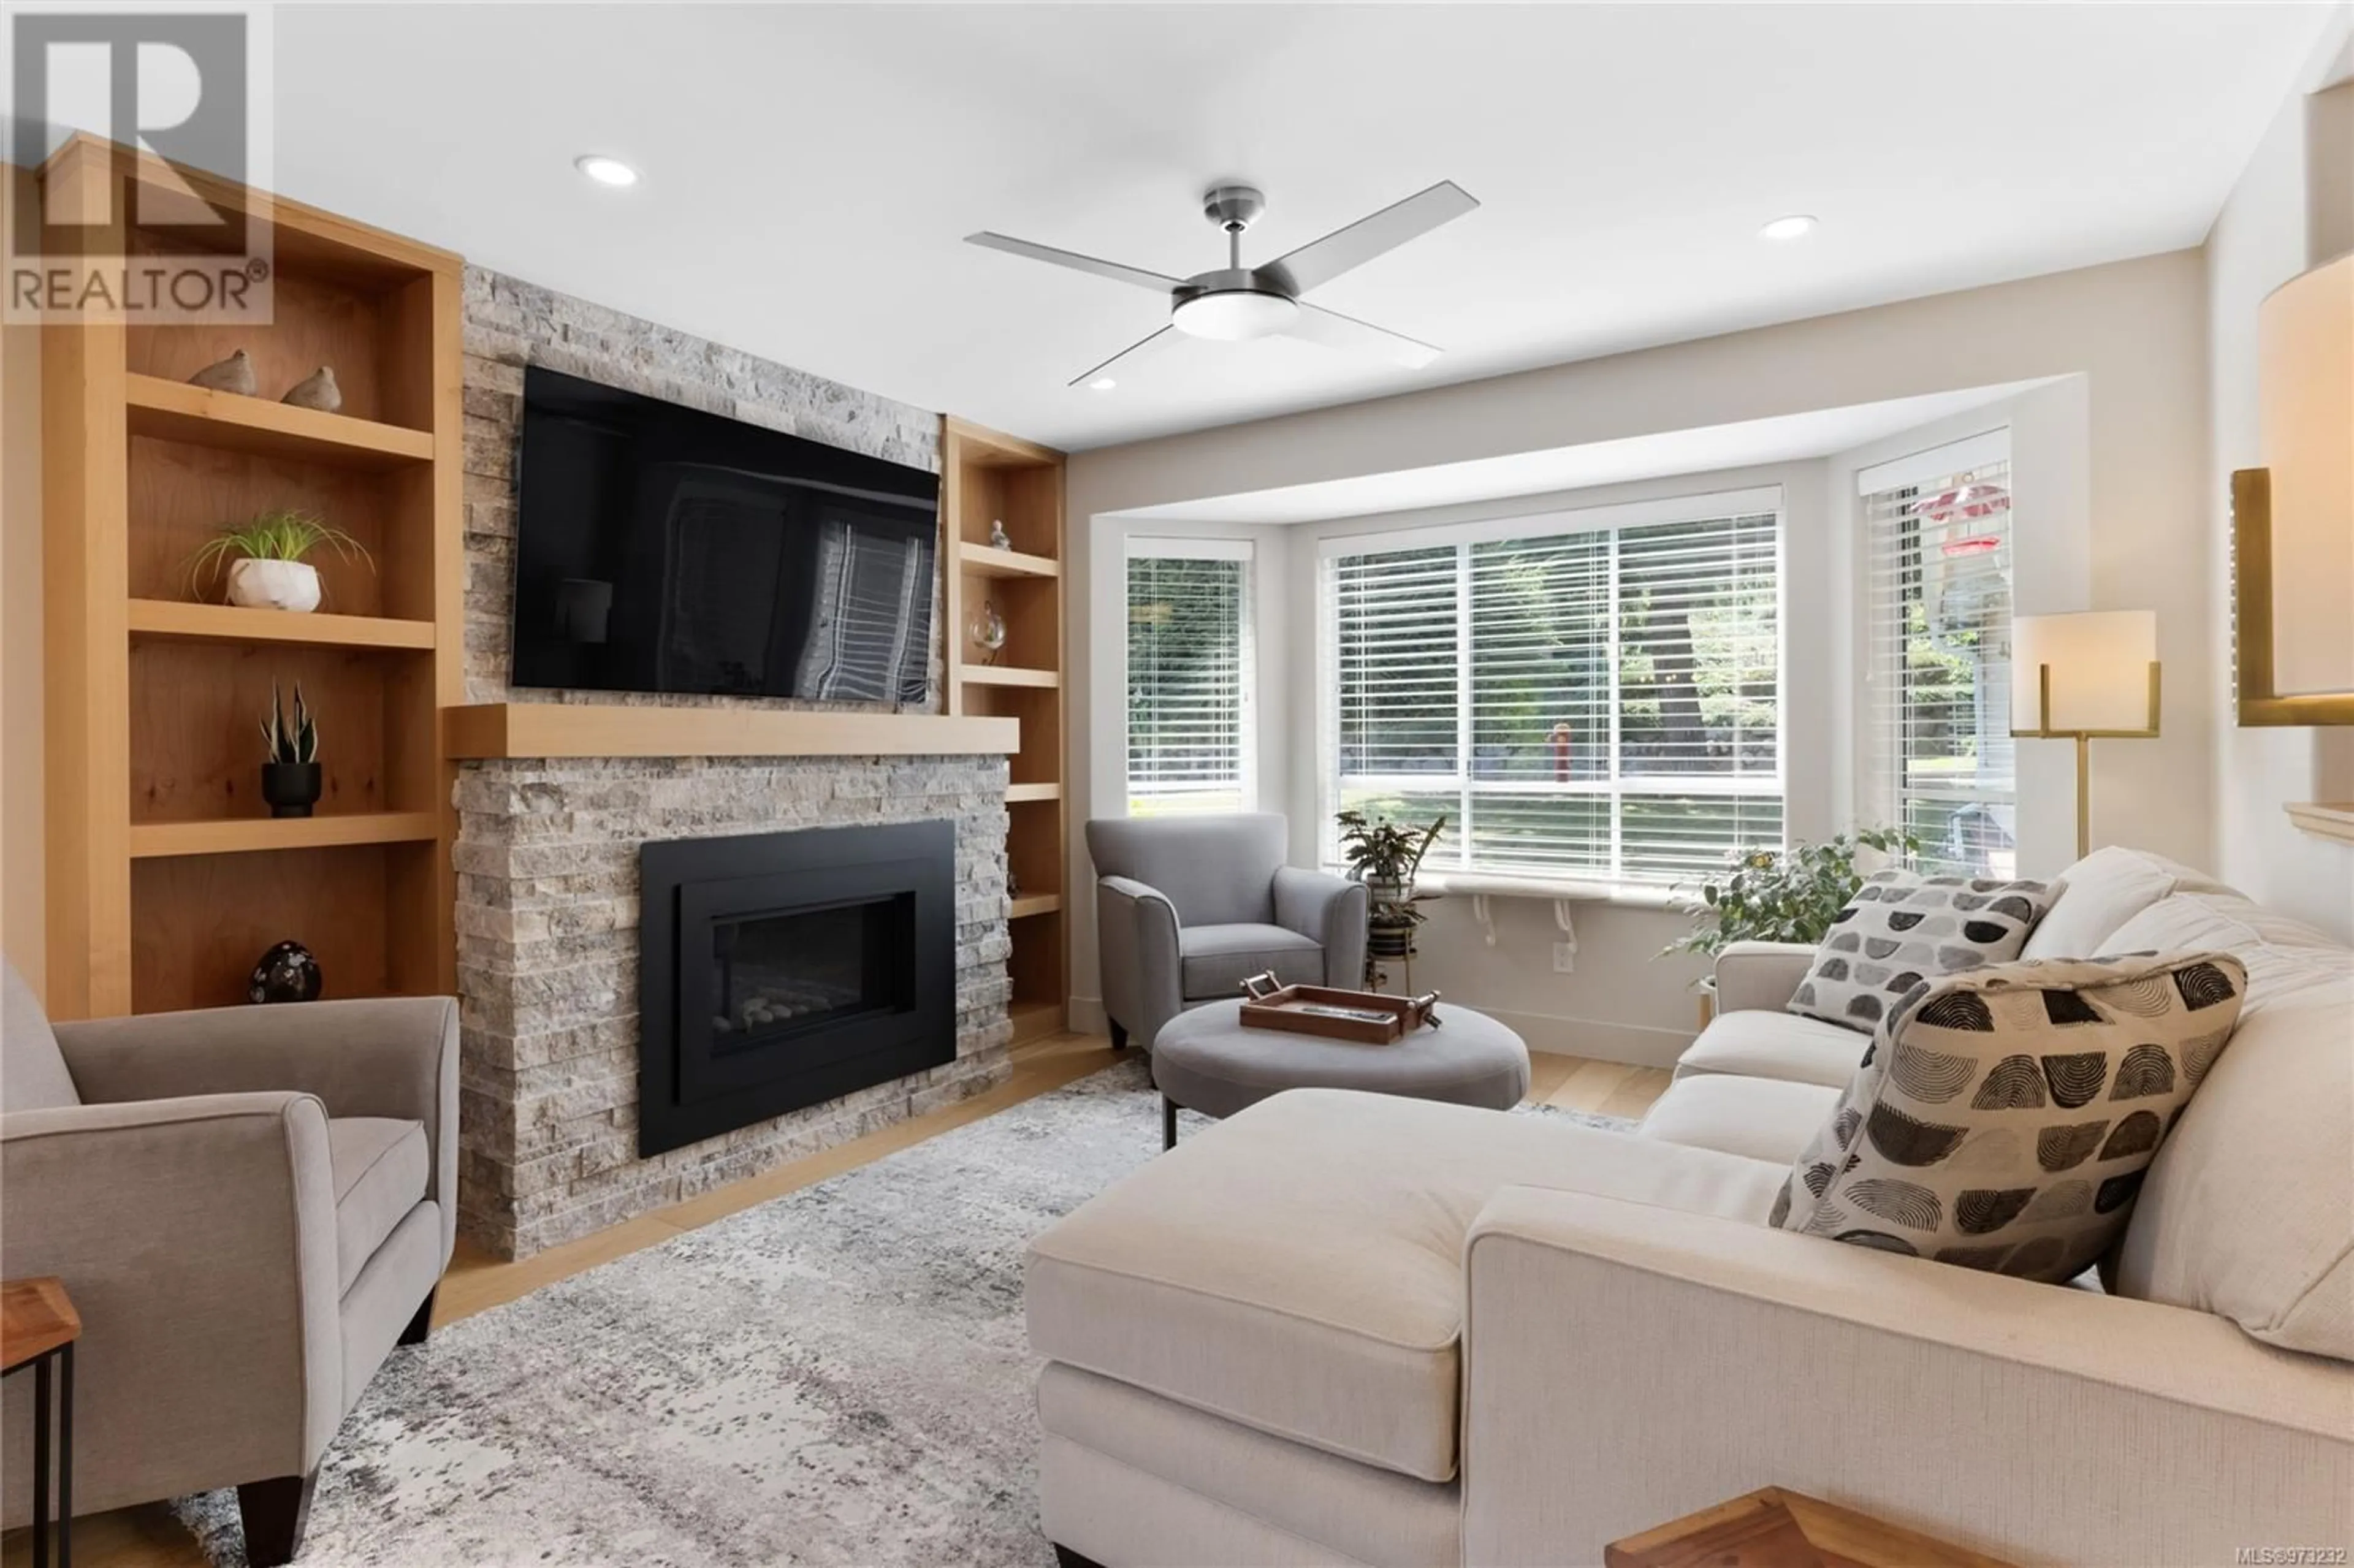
{"left": 1068, "top": 324, "right": 1182, "bottom": 387}
{"left": 965, "top": 232, "right": 1181, "bottom": 294}
{"left": 1278, "top": 302, "right": 1442, "bottom": 369}
{"left": 1256, "top": 180, "right": 1479, "bottom": 296}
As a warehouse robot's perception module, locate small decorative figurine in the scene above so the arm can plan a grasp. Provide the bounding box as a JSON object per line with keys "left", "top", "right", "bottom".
{"left": 188, "top": 348, "right": 257, "bottom": 395}
{"left": 988, "top": 519, "right": 1012, "bottom": 552}
{"left": 249, "top": 940, "right": 323, "bottom": 1004}
{"left": 281, "top": 365, "right": 342, "bottom": 413}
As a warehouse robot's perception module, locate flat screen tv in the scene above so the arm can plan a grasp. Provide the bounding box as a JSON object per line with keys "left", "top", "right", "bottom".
{"left": 509, "top": 365, "right": 938, "bottom": 704}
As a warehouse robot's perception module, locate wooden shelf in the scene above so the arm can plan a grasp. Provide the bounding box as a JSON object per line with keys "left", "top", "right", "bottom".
{"left": 962, "top": 665, "right": 1059, "bottom": 690}
{"left": 125, "top": 373, "right": 435, "bottom": 469}
{"left": 2285, "top": 803, "right": 2354, "bottom": 846}
{"left": 958, "top": 541, "right": 1061, "bottom": 580}
{"left": 1005, "top": 782, "right": 1062, "bottom": 804}
{"left": 127, "top": 599, "right": 438, "bottom": 650}
{"left": 128, "top": 812, "right": 440, "bottom": 859}
{"left": 445, "top": 702, "right": 1019, "bottom": 759}
{"left": 1008, "top": 894, "right": 1062, "bottom": 919}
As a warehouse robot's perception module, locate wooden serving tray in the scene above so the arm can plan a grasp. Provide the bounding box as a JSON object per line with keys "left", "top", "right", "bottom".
{"left": 1237, "top": 973, "right": 1442, "bottom": 1044}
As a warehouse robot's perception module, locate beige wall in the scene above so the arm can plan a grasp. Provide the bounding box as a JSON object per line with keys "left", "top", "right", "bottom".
{"left": 2, "top": 315, "right": 42, "bottom": 997}
{"left": 2208, "top": 14, "right": 2354, "bottom": 943}
{"left": 1068, "top": 249, "right": 2215, "bottom": 1058}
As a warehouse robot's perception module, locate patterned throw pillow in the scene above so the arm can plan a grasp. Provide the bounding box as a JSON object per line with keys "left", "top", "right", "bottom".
{"left": 1788, "top": 870, "right": 2057, "bottom": 1032}
{"left": 1769, "top": 951, "right": 2246, "bottom": 1283}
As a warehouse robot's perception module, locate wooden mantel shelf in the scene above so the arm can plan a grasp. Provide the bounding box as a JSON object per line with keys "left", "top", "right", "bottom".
{"left": 444, "top": 703, "right": 1021, "bottom": 760}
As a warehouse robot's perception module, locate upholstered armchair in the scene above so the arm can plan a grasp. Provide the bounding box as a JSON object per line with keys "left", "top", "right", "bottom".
{"left": 1085, "top": 813, "right": 1368, "bottom": 1051}
{"left": 0, "top": 963, "right": 458, "bottom": 1566}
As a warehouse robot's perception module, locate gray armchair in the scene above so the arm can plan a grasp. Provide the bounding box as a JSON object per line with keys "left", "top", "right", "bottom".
{"left": 0, "top": 962, "right": 457, "bottom": 1566}
{"left": 1086, "top": 813, "right": 1368, "bottom": 1051}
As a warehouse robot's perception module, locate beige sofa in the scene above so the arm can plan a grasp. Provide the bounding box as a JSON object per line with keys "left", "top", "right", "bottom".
{"left": 1026, "top": 848, "right": 2354, "bottom": 1566}
{"left": 0, "top": 966, "right": 459, "bottom": 1566}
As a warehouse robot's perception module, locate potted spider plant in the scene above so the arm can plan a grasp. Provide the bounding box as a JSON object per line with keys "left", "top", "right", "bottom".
{"left": 188, "top": 508, "right": 371, "bottom": 613}
{"left": 259, "top": 681, "right": 322, "bottom": 818}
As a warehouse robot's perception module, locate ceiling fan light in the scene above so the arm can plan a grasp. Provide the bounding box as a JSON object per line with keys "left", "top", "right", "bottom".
{"left": 1172, "top": 289, "right": 1298, "bottom": 341}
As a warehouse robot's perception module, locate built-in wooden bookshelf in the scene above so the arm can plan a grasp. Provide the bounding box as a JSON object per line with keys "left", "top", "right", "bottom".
{"left": 39, "top": 136, "right": 462, "bottom": 1018}
{"left": 941, "top": 417, "right": 1068, "bottom": 1044}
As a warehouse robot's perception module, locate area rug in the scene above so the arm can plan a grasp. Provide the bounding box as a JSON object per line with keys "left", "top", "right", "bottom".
{"left": 174, "top": 1059, "right": 1632, "bottom": 1567}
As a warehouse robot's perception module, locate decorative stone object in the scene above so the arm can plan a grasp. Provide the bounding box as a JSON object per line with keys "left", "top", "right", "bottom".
{"left": 1772, "top": 950, "right": 2246, "bottom": 1282}
{"left": 249, "top": 939, "right": 324, "bottom": 1003}
{"left": 281, "top": 365, "right": 343, "bottom": 412}
{"left": 1789, "top": 869, "right": 2057, "bottom": 1031}
{"left": 188, "top": 348, "right": 256, "bottom": 395}
{"left": 988, "top": 519, "right": 1012, "bottom": 551}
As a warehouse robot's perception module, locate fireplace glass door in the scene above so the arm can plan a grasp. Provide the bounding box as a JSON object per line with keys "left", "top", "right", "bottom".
{"left": 709, "top": 894, "right": 908, "bottom": 1049}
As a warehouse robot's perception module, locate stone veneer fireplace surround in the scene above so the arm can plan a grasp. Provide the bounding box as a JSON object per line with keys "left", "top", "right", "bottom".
{"left": 454, "top": 270, "right": 1014, "bottom": 1259}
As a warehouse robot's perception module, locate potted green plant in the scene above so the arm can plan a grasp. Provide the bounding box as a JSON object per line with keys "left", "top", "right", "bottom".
{"left": 259, "top": 681, "right": 321, "bottom": 818}
{"left": 1335, "top": 808, "right": 1446, "bottom": 907}
{"left": 1336, "top": 809, "right": 1447, "bottom": 972}
{"left": 188, "top": 508, "right": 371, "bottom": 613}
{"left": 1662, "top": 826, "right": 1919, "bottom": 959}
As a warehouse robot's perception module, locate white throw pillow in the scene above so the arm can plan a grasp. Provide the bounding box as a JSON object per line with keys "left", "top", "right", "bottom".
{"left": 2022, "top": 846, "right": 2215, "bottom": 960}
{"left": 1787, "top": 870, "right": 2057, "bottom": 1033}
{"left": 1771, "top": 951, "right": 2249, "bottom": 1283}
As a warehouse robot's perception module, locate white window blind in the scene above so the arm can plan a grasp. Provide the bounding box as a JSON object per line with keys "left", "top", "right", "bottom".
{"left": 1126, "top": 542, "right": 1253, "bottom": 816}
{"left": 1324, "top": 494, "right": 1781, "bottom": 885}
{"left": 1862, "top": 436, "right": 2017, "bottom": 877}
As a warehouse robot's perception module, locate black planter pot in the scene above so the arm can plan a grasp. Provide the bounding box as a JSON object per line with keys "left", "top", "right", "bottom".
{"left": 261, "top": 761, "right": 322, "bottom": 818}
{"left": 1366, "top": 921, "right": 1416, "bottom": 959}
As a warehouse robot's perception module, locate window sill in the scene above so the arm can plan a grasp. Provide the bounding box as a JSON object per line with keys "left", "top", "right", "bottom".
{"left": 1415, "top": 870, "right": 1682, "bottom": 909}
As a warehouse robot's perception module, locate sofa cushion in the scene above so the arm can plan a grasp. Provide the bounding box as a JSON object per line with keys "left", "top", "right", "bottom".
{"left": 1637, "top": 1073, "right": 1844, "bottom": 1164}
{"left": 2, "top": 962, "right": 78, "bottom": 1113}
{"left": 2105, "top": 891, "right": 2352, "bottom": 1014}
{"left": 1788, "top": 870, "right": 2055, "bottom": 1032}
{"left": 329, "top": 1116, "right": 429, "bottom": 1295}
{"left": 1179, "top": 923, "right": 1323, "bottom": 1000}
{"left": 2113, "top": 972, "right": 2353, "bottom": 1360}
{"left": 2022, "top": 846, "right": 2225, "bottom": 961}
{"left": 1026, "top": 1087, "right": 1786, "bottom": 1483}
{"left": 1674, "top": 1009, "right": 1870, "bottom": 1089}
{"left": 1771, "top": 951, "right": 2247, "bottom": 1284}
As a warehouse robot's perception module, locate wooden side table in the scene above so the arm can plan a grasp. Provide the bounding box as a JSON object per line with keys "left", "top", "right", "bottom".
{"left": 2, "top": 1277, "right": 80, "bottom": 1568}
{"left": 1607, "top": 1487, "right": 2016, "bottom": 1568}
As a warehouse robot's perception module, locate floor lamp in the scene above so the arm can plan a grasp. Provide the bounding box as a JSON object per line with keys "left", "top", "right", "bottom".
{"left": 2009, "top": 611, "right": 2162, "bottom": 861}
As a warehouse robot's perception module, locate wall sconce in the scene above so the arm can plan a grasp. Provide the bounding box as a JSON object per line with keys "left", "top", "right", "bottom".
{"left": 2011, "top": 611, "right": 2161, "bottom": 860}
{"left": 2234, "top": 249, "right": 2353, "bottom": 726}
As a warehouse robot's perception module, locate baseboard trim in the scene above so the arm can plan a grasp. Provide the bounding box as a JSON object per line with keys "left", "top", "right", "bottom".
{"left": 1068, "top": 994, "right": 1108, "bottom": 1037}
{"left": 1475, "top": 1007, "right": 1694, "bottom": 1070}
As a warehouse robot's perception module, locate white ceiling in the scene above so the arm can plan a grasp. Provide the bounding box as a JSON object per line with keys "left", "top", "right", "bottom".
{"left": 1114, "top": 380, "right": 2055, "bottom": 526}
{"left": 245, "top": 2, "right": 2334, "bottom": 452}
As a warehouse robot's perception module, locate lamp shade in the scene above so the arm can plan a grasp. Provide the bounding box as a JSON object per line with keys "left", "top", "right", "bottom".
{"left": 2258, "top": 252, "right": 2353, "bottom": 697}
{"left": 2012, "top": 611, "right": 2158, "bottom": 733}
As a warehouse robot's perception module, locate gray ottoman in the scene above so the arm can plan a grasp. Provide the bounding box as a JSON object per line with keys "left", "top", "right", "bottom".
{"left": 1150, "top": 998, "right": 1531, "bottom": 1148}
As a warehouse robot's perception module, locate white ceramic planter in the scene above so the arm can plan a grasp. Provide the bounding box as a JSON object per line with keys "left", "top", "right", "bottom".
{"left": 226, "top": 558, "right": 322, "bottom": 613}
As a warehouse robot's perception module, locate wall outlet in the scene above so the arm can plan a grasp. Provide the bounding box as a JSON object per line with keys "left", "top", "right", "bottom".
{"left": 1552, "top": 941, "right": 1577, "bottom": 974}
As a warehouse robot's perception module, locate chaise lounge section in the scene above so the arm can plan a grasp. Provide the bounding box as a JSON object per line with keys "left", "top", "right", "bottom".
{"left": 1026, "top": 848, "right": 2354, "bottom": 1564}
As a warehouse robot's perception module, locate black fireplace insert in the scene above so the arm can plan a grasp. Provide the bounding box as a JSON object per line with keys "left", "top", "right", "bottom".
{"left": 638, "top": 820, "right": 954, "bottom": 1155}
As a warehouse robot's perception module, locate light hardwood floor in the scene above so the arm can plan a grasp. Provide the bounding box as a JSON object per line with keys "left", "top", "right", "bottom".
{"left": 4, "top": 1038, "right": 1665, "bottom": 1568}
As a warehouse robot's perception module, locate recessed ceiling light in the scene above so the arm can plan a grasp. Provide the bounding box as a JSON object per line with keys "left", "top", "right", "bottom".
{"left": 575, "top": 154, "right": 639, "bottom": 188}
{"left": 1759, "top": 214, "right": 1817, "bottom": 242}
{"left": 1087, "top": 376, "right": 1118, "bottom": 392}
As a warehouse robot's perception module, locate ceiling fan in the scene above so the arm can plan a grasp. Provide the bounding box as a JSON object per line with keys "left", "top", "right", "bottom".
{"left": 966, "top": 180, "right": 1479, "bottom": 387}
